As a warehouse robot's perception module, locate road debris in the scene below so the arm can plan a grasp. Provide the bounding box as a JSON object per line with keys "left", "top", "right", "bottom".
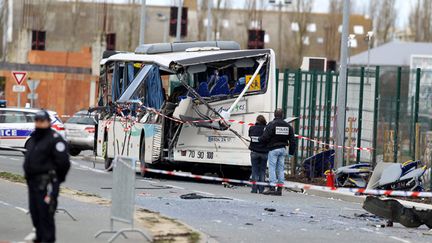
{"left": 363, "top": 196, "right": 432, "bottom": 228}
{"left": 264, "top": 208, "right": 276, "bottom": 212}
{"left": 180, "top": 193, "right": 232, "bottom": 200}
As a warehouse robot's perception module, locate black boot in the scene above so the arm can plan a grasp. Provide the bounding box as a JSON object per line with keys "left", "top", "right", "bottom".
{"left": 263, "top": 187, "right": 276, "bottom": 195}
{"left": 275, "top": 187, "right": 282, "bottom": 196}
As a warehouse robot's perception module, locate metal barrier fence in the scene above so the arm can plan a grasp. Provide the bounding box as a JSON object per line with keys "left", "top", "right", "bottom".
{"left": 95, "top": 156, "right": 152, "bottom": 243}
{"left": 276, "top": 66, "right": 430, "bottom": 174}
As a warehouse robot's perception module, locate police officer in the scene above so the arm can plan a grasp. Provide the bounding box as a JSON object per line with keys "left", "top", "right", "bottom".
{"left": 24, "top": 110, "right": 70, "bottom": 243}
{"left": 260, "top": 109, "right": 296, "bottom": 196}
{"left": 248, "top": 115, "right": 269, "bottom": 193}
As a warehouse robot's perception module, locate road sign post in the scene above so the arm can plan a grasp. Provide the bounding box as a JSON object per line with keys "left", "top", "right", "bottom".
{"left": 27, "top": 80, "right": 40, "bottom": 108}
{"left": 11, "top": 71, "right": 28, "bottom": 108}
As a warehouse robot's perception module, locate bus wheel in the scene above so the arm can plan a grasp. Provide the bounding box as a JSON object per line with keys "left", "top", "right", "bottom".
{"left": 103, "top": 139, "right": 113, "bottom": 171}
{"left": 139, "top": 135, "right": 146, "bottom": 177}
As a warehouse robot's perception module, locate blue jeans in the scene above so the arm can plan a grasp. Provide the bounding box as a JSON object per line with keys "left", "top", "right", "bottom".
{"left": 268, "top": 147, "right": 287, "bottom": 185}
{"left": 250, "top": 151, "right": 268, "bottom": 193}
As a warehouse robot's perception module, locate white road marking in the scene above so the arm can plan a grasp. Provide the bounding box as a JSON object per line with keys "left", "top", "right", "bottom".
{"left": 0, "top": 155, "right": 5, "bottom": 158}
{"left": 71, "top": 160, "right": 108, "bottom": 174}
{"left": 166, "top": 184, "right": 185, "bottom": 190}
{"left": 15, "top": 206, "right": 29, "bottom": 213}
{"left": 342, "top": 207, "right": 364, "bottom": 211}
{"left": 139, "top": 179, "right": 154, "bottom": 183}
{"left": 389, "top": 236, "right": 411, "bottom": 243}
{"left": 0, "top": 200, "right": 12, "bottom": 206}
{"left": 332, "top": 219, "right": 348, "bottom": 225}
{"left": 0, "top": 199, "right": 28, "bottom": 215}
{"left": 9, "top": 157, "right": 19, "bottom": 161}
{"left": 70, "top": 160, "right": 79, "bottom": 166}
{"left": 24, "top": 232, "right": 36, "bottom": 240}
{"left": 359, "top": 227, "right": 374, "bottom": 233}
{"left": 194, "top": 190, "right": 214, "bottom": 196}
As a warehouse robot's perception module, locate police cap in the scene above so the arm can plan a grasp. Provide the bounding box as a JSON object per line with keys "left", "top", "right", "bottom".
{"left": 34, "top": 110, "right": 51, "bottom": 122}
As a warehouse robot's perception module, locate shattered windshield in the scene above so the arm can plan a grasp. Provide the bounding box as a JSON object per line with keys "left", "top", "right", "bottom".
{"left": 169, "top": 54, "right": 270, "bottom": 103}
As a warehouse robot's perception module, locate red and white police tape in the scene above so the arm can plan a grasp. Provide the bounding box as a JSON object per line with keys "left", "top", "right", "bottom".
{"left": 142, "top": 167, "right": 432, "bottom": 198}
{"left": 0, "top": 105, "right": 371, "bottom": 151}
{"left": 137, "top": 105, "right": 374, "bottom": 152}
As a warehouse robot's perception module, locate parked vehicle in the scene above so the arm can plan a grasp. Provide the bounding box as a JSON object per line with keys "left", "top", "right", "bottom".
{"left": 0, "top": 107, "right": 65, "bottom": 149}
{"left": 64, "top": 110, "right": 97, "bottom": 156}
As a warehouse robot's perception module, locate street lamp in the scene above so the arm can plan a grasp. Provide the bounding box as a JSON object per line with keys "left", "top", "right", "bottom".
{"left": 157, "top": 13, "right": 169, "bottom": 43}
{"left": 365, "top": 31, "right": 374, "bottom": 84}
{"left": 269, "top": 0, "right": 292, "bottom": 68}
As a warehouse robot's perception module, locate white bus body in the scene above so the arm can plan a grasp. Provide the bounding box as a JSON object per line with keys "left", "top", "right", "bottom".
{"left": 95, "top": 42, "right": 277, "bottom": 176}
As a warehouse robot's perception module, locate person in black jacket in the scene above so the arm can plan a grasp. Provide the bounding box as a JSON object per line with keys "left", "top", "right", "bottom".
{"left": 259, "top": 109, "right": 296, "bottom": 196}
{"left": 23, "top": 110, "right": 70, "bottom": 243}
{"left": 248, "top": 115, "right": 269, "bottom": 193}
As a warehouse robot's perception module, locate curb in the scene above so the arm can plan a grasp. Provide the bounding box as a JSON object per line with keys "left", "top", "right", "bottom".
{"left": 81, "top": 155, "right": 104, "bottom": 163}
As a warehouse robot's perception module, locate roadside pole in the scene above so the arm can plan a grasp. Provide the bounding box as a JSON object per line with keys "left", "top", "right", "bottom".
{"left": 139, "top": 0, "right": 146, "bottom": 45}
{"left": 334, "top": 0, "right": 350, "bottom": 169}
{"left": 176, "top": 0, "right": 183, "bottom": 41}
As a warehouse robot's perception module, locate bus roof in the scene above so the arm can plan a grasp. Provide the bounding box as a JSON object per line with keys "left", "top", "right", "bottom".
{"left": 100, "top": 49, "right": 271, "bottom": 69}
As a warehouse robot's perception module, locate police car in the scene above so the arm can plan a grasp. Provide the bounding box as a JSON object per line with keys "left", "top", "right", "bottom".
{"left": 0, "top": 108, "right": 65, "bottom": 148}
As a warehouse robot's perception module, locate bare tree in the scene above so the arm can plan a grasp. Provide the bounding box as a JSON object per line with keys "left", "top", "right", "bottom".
{"left": 212, "top": 0, "right": 230, "bottom": 40}
{"left": 126, "top": 0, "right": 138, "bottom": 50}
{"left": 196, "top": 0, "right": 208, "bottom": 41}
{"left": 0, "top": 0, "right": 6, "bottom": 60}
{"left": 409, "top": 0, "right": 432, "bottom": 42}
{"left": 287, "top": 0, "right": 314, "bottom": 68}
{"left": 324, "top": 0, "right": 343, "bottom": 61}
{"left": 371, "top": 0, "right": 397, "bottom": 45}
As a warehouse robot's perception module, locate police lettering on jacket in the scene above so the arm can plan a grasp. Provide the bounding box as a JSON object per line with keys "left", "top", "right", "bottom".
{"left": 259, "top": 118, "right": 297, "bottom": 155}
{"left": 248, "top": 123, "right": 269, "bottom": 153}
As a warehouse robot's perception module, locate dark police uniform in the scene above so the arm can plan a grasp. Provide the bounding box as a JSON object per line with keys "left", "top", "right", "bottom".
{"left": 24, "top": 128, "right": 70, "bottom": 243}
{"left": 259, "top": 118, "right": 296, "bottom": 155}
{"left": 260, "top": 117, "right": 296, "bottom": 195}
{"left": 248, "top": 123, "right": 269, "bottom": 193}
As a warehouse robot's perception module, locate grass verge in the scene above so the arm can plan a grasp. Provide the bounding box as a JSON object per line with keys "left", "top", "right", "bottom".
{"left": 0, "top": 171, "right": 26, "bottom": 183}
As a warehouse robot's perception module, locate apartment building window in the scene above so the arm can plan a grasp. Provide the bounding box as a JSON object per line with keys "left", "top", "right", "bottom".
{"left": 31, "top": 30, "right": 46, "bottom": 50}
{"left": 106, "top": 33, "right": 116, "bottom": 51}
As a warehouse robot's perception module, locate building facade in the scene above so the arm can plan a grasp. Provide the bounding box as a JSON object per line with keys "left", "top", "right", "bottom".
{"left": 0, "top": 0, "right": 372, "bottom": 115}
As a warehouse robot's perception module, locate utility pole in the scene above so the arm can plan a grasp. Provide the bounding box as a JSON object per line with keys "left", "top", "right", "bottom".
{"left": 334, "top": 0, "right": 350, "bottom": 169}
{"left": 176, "top": 0, "right": 183, "bottom": 41}
{"left": 278, "top": 1, "right": 282, "bottom": 68}
{"left": 206, "top": 0, "right": 212, "bottom": 41}
{"left": 139, "top": 0, "right": 146, "bottom": 45}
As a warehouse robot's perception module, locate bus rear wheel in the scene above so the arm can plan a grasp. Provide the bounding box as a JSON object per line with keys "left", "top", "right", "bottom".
{"left": 139, "top": 135, "right": 146, "bottom": 177}
{"left": 102, "top": 139, "right": 113, "bottom": 171}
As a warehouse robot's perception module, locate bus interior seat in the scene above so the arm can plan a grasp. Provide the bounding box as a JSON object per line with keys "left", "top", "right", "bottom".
{"left": 197, "top": 82, "right": 210, "bottom": 97}
{"left": 209, "top": 75, "right": 230, "bottom": 96}
{"left": 231, "top": 77, "right": 246, "bottom": 95}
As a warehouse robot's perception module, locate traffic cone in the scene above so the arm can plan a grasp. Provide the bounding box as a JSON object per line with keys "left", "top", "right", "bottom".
{"left": 325, "top": 170, "right": 335, "bottom": 188}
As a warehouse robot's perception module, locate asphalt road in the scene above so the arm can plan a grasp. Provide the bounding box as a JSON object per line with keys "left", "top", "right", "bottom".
{"left": 1, "top": 150, "right": 431, "bottom": 243}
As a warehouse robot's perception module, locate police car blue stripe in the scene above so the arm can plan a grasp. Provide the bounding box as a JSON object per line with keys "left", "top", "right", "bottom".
{"left": 0, "top": 129, "right": 33, "bottom": 137}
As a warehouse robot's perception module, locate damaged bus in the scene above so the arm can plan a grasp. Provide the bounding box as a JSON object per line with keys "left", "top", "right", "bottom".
{"left": 95, "top": 41, "right": 276, "bottom": 178}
